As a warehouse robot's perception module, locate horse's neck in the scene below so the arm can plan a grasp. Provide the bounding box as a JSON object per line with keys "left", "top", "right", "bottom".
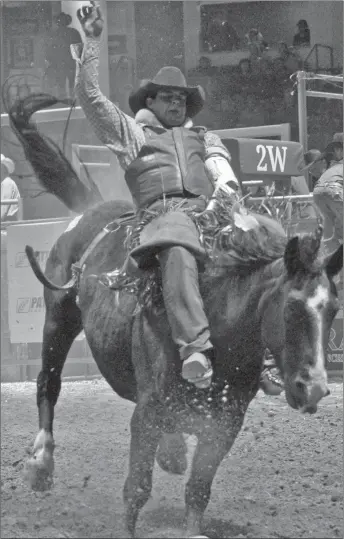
{"left": 257, "top": 258, "right": 286, "bottom": 356}
{"left": 204, "top": 258, "right": 285, "bottom": 341}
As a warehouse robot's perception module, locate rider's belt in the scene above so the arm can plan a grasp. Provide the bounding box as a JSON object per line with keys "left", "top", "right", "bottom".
{"left": 125, "top": 126, "right": 214, "bottom": 209}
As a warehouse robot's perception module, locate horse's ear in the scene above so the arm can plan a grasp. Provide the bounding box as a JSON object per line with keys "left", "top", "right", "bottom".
{"left": 325, "top": 244, "right": 343, "bottom": 279}
{"left": 284, "top": 236, "right": 301, "bottom": 276}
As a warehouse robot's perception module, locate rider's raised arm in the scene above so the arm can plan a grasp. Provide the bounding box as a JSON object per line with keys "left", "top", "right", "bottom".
{"left": 71, "top": 38, "right": 145, "bottom": 169}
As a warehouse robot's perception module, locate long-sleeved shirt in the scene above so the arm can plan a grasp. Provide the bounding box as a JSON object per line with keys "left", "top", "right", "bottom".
{"left": 70, "top": 38, "right": 236, "bottom": 187}
{"left": 1, "top": 176, "right": 20, "bottom": 219}
{"left": 314, "top": 159, "right": 343, "bottom": 197}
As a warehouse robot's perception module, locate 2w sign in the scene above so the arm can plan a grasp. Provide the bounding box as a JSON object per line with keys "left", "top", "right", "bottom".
{"left": 236, "top": 139, "right": 302, "bottom": 177}
{"left": 256, "top": 144, "right": 287, "bottom": 174}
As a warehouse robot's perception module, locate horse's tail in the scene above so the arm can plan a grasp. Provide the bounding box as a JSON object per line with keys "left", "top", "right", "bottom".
{"left": 25, "top": 246, "right": 75, "bottom": 292}
{"left": 8, "top": 93, "right": 103, "bottom": 213}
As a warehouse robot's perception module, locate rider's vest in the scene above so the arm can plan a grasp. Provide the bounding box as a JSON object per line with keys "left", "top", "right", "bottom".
{"left": 125, "top": 126, "right": 214, "bottom": 209}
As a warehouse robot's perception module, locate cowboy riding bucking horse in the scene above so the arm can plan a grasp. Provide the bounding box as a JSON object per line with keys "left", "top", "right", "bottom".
{"left": 72, "top": 2, "right": 283, "bottom": 392}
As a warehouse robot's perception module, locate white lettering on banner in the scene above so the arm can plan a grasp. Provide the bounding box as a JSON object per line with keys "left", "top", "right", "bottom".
{"left": 328, "top": 354, "right": 343, "bottom": 363}
{"left": 256, "top": 145, "right": 287, "bottom": 173}
{"left": 267, "top": 145, "right": 287, "bottom": 173}
{"left": 328, "top": 326, "right": 344, "bottom": 352}
{"left": 15, "top": 252, "right": 29, "bottom": 268}
{"left": 16, "top": 297, "right": 45, "bottom": 313}
{"left": 256, "top": 144, "right": 268, "bottom": 172}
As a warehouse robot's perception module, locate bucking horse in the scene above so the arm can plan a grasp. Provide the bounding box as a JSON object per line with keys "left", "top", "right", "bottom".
{"left": 9, "top": 94, "right": 343, "bottom": 538}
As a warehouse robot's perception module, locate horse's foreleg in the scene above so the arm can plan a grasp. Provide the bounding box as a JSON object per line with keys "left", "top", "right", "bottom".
{"left": 185, "top": 418, "right": 244, "bottom": 537}
{"left": 24, "top": 295, "right": 82, "bottom": 491}
{"left": 123, "top": 395, "right": 162, "bottom": 538}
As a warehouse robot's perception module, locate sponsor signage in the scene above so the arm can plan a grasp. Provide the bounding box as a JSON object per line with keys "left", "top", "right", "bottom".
{"left": 6, "top": 220, "right": 73, "bottom": 343}
{"left": 326, "top": 309, "right": 343, "bottom": 371}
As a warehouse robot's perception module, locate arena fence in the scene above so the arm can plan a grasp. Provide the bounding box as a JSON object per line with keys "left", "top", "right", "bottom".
{"left": 1, "top": 198, "right": 24, "bottom": 221}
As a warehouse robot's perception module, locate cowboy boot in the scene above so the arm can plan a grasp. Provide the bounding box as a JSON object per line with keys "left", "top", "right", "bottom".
{"left": 259, "top": 349, "right": 284, "bottom": 396}
{"left": 182, "top": 351, "right": 213, "bottom": 389}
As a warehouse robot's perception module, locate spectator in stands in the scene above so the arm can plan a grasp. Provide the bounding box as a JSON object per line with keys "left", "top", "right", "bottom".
{"left": 233, "top": 58, "right": 253, "bottom": 93}
{"left": 313, "top": 133, "right": 343, "bottom": 253}
{"left": 293, "top": 20, "right": 311, "bottom": 47}
{"left": 204, "top": 11, "right": 240, "bottom": 52}
{"left": 278, "top": 42, "right": 291, "bottom": 62}
{"left": 238, "top": 58, "right": 251, "bottom": 78}
{"left": 1, "top": 154, "right": 20, "bottom": 222}
{"left": 245, "top": 28, "right": 268, "bottom": 61}
{"left": 197, "top": 56, "right": 213, "bottom": 75}
{"left": 276, "top": 42, "right": 302, "bottom": 74}
{"left": 238, "top": 95, "right": 265, "bottom": 127}
{"left": 302, "top": 149, "right": 325, "bottom": 190}
{"left": 45, "top": 12, "right": 82, "bottom": 99}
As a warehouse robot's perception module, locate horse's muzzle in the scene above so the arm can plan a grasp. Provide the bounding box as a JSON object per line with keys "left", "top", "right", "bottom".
{"left": 285, "top": 377, "right": 330, "bottom": 414}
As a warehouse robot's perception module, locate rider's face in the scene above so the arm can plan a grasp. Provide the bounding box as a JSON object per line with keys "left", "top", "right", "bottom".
{"left": 333, "top": 146, "right": 343, "bottom": 162}
{"left": 146, "top": 90, "right": 187, "bottom": 127}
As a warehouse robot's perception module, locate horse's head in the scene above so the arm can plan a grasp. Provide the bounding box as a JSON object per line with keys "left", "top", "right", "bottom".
{"left": 265, "top": 225, "right": 342, "bottom": 414}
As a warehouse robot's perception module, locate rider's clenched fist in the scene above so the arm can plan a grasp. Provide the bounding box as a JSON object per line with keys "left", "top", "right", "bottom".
{"left": 77, "top": 1, "right": 104, "bottom": 38}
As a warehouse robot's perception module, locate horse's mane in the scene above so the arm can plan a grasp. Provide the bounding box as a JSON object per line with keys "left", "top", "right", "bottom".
{"left": 200, "top": 192, "right": 288, "bottom": 275}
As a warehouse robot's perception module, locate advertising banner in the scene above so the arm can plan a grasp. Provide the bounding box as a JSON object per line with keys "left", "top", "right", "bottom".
{"left": 6, "top": 219, "right": 80, "bottom": 343}
{"left": 326, "top": 309, "right": 343, "bottom": 371}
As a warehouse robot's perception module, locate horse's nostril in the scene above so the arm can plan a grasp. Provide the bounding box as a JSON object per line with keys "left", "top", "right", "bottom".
{"left": 325, "top": 388, "right": 331, "bottom": 397}
{"left": 295, "top": 380, "right": 306, "bottom": 393}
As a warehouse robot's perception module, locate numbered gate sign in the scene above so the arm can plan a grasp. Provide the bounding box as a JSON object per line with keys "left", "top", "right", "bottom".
{"left": 221, "top": 138, "right": 305, "bottom": 190}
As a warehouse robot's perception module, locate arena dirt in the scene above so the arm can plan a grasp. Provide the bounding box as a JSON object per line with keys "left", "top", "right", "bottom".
{"left": 1, "top": 379, "right": 342, "bottom": 538}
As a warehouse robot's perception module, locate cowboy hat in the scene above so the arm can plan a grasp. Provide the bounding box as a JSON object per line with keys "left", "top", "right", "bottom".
{"left": 299, "top": 148, "right": 323, "bottom": 172}
{"left": 321, "top": 132, "right": 343, "bottom": 156}
{"left": 1, "top": 154, "right": 15, "bottom": 174}
{"left": 54, "top": 12, "right": 72, "bottom": 26}
{"left": 128, "top": 66, "right": 205, "bottom": 118}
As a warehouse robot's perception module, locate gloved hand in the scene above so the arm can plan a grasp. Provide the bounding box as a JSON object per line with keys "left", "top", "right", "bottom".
{"left": 206, "top": 179, "right": 237, "bottom": 212}
{"left": 77, "top": 1, "right": 104, "bottom": 38}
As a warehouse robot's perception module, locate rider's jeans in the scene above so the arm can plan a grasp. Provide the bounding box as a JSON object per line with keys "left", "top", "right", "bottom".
{"left": 313, "top": 184, "right": 343, "bottom": 250}
{"left": 158, "top": 246, "right": 213, "bottom": 361}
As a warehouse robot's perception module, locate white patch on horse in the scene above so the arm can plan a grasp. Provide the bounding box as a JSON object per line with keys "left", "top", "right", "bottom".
{"left": 33, "top": 428, "right": 53, "bottom": 453}
{"left": 64, "top": 214, "right": 83, "bottom": 233}
{"left": 306, "top": 285, "right": 330, "bottom": 376}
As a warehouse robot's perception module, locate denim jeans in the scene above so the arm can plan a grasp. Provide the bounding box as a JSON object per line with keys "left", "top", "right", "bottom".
{"left": 158, "top": 246, "right": 212, "bottom": 361}
{"left": 313, "top": 183, "right": 343, "bottom": 250}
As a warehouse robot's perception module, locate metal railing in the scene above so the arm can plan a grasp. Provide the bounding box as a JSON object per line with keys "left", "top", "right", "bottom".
{"left": 213, "top": 123, "right": 291, "bottom": 142}
{"left": 304, "top": 43, "right": 334, "bottom": 73}
{"left": 296, "top": 70, "right": 343, "bottom": 189}
{"left": 0, "top": 105, "right": 85, "bottom": 128}
{"left": 1, "top": 197, "right": 24, "bottom": 223}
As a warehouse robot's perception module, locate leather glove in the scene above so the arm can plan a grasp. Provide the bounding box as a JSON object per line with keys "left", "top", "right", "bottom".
{"left": 77, "top": 1, "right": 104, "bottom": 38}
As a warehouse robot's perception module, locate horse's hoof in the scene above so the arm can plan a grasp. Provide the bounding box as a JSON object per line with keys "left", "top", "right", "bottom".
{"left": 260, "top": 366, "right": 284, "bottom": 396}
{"left": 156, "top": 449, "right": 187, "bottom": 475}
{"left": 156, "top": 435, "right": 188, "bottom": 475}
{"left": 23, "top": 449, "right": 54, "bottom": 491}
